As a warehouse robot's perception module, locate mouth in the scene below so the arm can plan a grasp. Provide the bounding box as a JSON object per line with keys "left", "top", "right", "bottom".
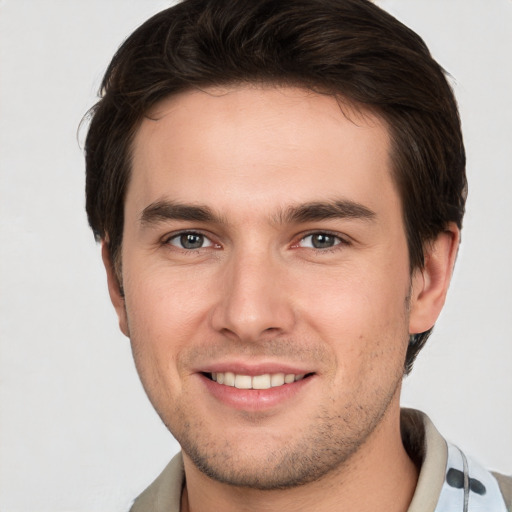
{"left": 204, "top": 371, "right": 313, "bottom": 390}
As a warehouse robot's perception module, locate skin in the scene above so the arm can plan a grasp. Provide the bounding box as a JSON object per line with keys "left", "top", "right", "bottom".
{"left": 103, "top": 85, "right": 459, "bottom": 512}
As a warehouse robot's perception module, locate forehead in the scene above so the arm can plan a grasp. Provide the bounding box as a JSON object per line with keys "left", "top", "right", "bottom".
{"left": 128, "top": 85, "right": 397, "bottom": 222}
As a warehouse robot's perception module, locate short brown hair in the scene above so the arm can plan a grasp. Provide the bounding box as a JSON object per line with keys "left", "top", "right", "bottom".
{"left": 84, "top": 0, "right": 467, "bottom": 372}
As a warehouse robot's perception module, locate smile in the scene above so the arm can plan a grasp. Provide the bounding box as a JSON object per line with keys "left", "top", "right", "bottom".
{"left": 209, "top": 372, "right": 307, "bottom": 390}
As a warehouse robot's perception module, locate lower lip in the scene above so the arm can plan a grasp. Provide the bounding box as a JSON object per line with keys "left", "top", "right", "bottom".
{"left": 199, "top": 374, "right": 314, "bottom": 412}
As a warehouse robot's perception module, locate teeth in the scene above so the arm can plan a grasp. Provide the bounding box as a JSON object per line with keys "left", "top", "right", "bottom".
{"left": 270, "top": 373, "right": 285, "bottom": 387}
{"left": 224, "top": 372, "right": 235, "bottom": 386}
{"left": 252, "top": 374, "right": 271, "bottom": 389}
{"left": 234, "top": 374, "right": 252, "bottom": 389}
{"left": 210, "top": 372, "right": 307, "bottom": 390}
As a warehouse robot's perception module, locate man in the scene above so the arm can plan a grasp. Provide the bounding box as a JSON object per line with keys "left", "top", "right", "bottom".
{"left": 84, "top": 0, "right": 511, "bottom": 510}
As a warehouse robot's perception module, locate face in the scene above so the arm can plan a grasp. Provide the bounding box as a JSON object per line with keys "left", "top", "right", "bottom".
{"left": 111, "top": 86, "right": 424, "bottom": 489}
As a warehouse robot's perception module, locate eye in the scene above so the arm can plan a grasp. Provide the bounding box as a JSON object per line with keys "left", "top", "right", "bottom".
{"left": 166, "top": 232, "right": 215, "bottom": 250}
{"left": 298, "top": 232, "right": 345, "bottom": 249}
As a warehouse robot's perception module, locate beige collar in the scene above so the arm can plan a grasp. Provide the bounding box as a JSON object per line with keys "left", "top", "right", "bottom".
{"left": 402, "top": 408, "right": 448, "bottom": 512}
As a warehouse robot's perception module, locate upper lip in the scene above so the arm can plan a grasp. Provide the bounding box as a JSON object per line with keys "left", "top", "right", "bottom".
{"left": 194, "top": 360, "right": 314, "bottom": 376}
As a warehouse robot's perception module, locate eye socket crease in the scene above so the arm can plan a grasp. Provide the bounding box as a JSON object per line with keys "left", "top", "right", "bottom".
{"left": 144, "top": 198, "right": 375, "bottom": 255}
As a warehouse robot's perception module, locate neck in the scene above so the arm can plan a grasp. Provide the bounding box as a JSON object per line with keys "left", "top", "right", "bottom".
{"left": 181, "top": 401, "right": 418, "bottom": 512}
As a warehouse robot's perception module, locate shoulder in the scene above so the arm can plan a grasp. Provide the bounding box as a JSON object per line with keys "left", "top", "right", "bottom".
{"left": 130, "top": 452, "right": 184, "bottom": 512}
{"left": 401, "top": 408, "right": 511, "bottom": 512}
{"left": 493, "top": 472, "right": 512, "bottom": 511}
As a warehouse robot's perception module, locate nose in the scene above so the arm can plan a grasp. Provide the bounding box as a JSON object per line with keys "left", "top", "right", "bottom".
{"left": 210, "top": 248, "right": 296, "bottom": 343}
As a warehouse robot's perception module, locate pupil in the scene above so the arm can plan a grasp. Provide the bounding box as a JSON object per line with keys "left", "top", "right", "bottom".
{"left": 312, "top": 234, "right": 334, "bottom": 249}
{"left": 181, "top": 233, "right": 203, "bottom": 249}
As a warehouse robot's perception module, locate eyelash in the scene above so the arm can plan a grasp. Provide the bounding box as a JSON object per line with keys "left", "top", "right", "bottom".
{"left": 162, "top": 230, "right": 350, "bottom": 254}
{"left": 163, "top": 231, "right": 218, "bottom": 251}
{"left": 294, "top": 231, "right": 350, "bottom": 252}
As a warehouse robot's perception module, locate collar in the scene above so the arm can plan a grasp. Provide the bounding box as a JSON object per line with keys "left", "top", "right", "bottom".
{"left": 401, "top": 408, "right": 448, "bottom": 512}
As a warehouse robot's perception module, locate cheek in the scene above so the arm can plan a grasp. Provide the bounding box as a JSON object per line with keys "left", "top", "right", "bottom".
{"left": 122, "top": 274, "right": 206, "bottom": 393}
{"left": 125, "top": 261, "right": 213, "bottom": 333}
{"left": 291, "top": 265, "right": 410, "bottom": 379}
{"left": 294, "top": 266, "right": 410, "bottom": 332}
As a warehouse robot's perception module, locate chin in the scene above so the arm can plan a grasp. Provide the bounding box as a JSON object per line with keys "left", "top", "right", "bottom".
{"left": 175, "top": 405, "right": 384, "bottom": 491}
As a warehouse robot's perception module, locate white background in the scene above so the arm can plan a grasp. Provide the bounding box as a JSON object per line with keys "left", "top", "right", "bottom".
{"left": 0, "top": 1, "right": 511, "bottom": 511}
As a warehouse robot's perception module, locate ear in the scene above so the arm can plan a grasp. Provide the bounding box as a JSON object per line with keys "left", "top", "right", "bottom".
{"left": 408, "top": 223, "right": 460, "bottom": 335}
{"left": 101, "top": 241, "right": 130, "bottom": 338}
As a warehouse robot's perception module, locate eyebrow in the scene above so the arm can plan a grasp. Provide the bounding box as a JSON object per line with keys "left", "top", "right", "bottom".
{"left": 275, "top": 200, "right": 376, "bottom": 224}
{"left": 140, "top": 201, "right": 220, "bottom": 225}
{"left": 139, "top": 198, "right": 376, "bottom": 227}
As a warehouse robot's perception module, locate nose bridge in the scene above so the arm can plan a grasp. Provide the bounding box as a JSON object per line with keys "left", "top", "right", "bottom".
{"left": 212, "top": 244, "right": 294, "bottom": 341}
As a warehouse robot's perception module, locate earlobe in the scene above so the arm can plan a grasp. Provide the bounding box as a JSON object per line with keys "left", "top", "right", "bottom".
{"left": 101, "top": 241, "right": 130, "bottom": 338}
{"left": 409, "top": 223, "right": 460, "bottom": 335}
